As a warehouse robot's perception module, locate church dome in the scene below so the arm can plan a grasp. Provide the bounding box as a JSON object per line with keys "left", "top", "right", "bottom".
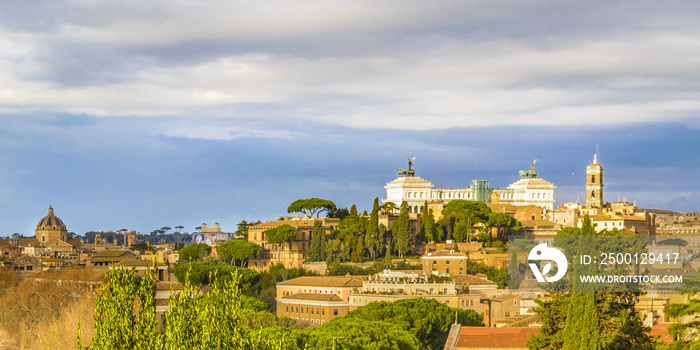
{"left": 37, "top": 206, "right": 66, "bottom": 229}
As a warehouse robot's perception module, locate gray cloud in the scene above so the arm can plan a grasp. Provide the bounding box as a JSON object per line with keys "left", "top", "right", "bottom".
{"left": 1, "top": 1, "right": 700, "bottom": 131}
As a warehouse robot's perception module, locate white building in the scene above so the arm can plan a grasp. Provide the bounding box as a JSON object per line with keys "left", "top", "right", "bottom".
{"left": 192, "top": 223, "right": 237, "bottom": 245}
{"left": 383, "top": 160, "right": 556, "bottom": 214}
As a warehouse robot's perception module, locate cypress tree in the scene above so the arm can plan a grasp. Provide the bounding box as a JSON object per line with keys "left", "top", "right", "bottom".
{"left": 365, "top": 198, "right": 380, "bottom": 260}
{"left": 320, "top": 225, "right": 327, "bottom": 261}
{"left": 562, "top": 215, "right": 602, "bottom": 350}
{"left": 350, "top": 204, "right": 358, "bottom": 217}
{"left": 308, "top": 220, "right": 323, "bottom": 261}
{"left": 378, "top": 223, "right": 387, "bottom": 258}
{"left": 396, "top": 201, "right": 410, "bottom": 258}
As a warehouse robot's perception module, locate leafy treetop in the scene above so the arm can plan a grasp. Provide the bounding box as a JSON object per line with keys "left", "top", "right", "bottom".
{"left": 216, "top": 239, "right": 262, "bottom": 266}
{"left": 264, "top": 224, "right": 298, "bottom": 244}
{"left": 287, "top": 198, "right": 336, "bottom": 218}
{"left": 178, "top": 243, "right": 212, "bottom": 261}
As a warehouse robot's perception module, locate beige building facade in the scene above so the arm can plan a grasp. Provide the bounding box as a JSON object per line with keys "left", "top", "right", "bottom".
{"left": 275, "top": 276, "right": 362, "bottom": 325}
{"left": 248, "top": 217, "right": 340, "bottom": 271}
{"left": 422, "top": 250, "right": 468, "bottom": 275}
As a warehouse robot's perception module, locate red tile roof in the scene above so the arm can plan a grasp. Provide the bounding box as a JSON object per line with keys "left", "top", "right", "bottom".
{"left": 456, "top": 327, "right": 540, "bottom": 349}
{"left": 650, "top": 323, "right": 674, "bottom": 343}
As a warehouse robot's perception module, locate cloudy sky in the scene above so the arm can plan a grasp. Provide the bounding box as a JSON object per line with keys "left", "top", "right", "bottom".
{"left": 1, "top": 1, "right": 699, "bottom": 236}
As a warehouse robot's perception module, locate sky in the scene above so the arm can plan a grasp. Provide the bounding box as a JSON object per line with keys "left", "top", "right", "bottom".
{"left": 0, "top": 1, "right": 699, "bottom": 236}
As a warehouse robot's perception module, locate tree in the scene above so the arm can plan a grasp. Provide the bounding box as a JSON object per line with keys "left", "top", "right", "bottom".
{"left": 378, "top": 223, "right": 388, "bottom": 257}
{"left": 307, "top": 221, "right": 326, "bottom": 262}
{"left": 264, "top": 224, "right": 298, "bottom": 244}
{"left": 441, "top": 200, "right": 492, "bottom": 243}
{"left": 422, "top": 201, "right": 437, "bottom": 243}
{"left": 179, "top": 243, "right": 212, "bottom": 261}
{"left": 130, "top": 241, "right": 152, "bottom": 253}
{"left": 216, "top": 239, "right": 262, "bottom": 266}
{"left": 89, "top": 263, "right": 278, "bottom": 349}
{"left": 487, "top": 212, "right": 523, "bottom": 243}
{"left": 287, "top": 198, "right": 336, "bottom": 218}
{"left": 528, "top": 216, "right": 654, "bottom": 350}
{"left": 90, "top": 264, "right": 158, "bottom": 349}
{"left": 302, "top": 318, "right": 422, "bottom": 350}
{"left": 365, "top": 198, "right": 381, "bottom": 260}
{"left": 561, "top": 215, "right": 602, "bottom": 350}
{"left": 437, "top": 214, "right": 455, "bottom": 242}
{"left": 665, "top": 274, "right": 700, "bottom": 347}
{"left": 395, "top": 201, "right": 410, "bottom": 258}
{"left": 173, "top": 261, "right": 258, "bottom": 289}
{"left": 344, "top": 298, "right": 483, "bottom": 349}
{"left": 380, "top": 202, "right": 399, "bottom": 213}
{"left": 235, "top": 220, "right": 260, "bottom": 238}
{"left": 350, "top": 204, "right": 358, "bottom": 217}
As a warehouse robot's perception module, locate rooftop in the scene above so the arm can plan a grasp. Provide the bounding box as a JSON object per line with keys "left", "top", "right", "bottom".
{"left": 93, "top": 250, "right": 135, "bottom": 258}
{"left": 455, "top": 327, "right": 539, "bottom": 349}
{"left": 453, "top": 274, "right": 498, "bottom": 287}
{"left": 281, "top": 293, "right": 344, "bottom": 302}
{"left": 423, "top": 250, "right": 467, "bottom": 258}
{"left": 277, "top": 276, "right": 363, "bottom": 288}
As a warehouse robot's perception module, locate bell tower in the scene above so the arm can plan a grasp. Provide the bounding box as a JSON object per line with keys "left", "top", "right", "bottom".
{"left": 586, "top": 154, "right": 604, "bottom": 208}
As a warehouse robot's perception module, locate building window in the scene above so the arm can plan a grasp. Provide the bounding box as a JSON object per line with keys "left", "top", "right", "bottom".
{"left": 446, "top": 261, "right": 450, "bottom": 265}
{"left": 322, "top": 310, "right": 325, "bottom": 315}
{"left": 505, "top": 312, "right": 510, "bottom": 318}
{"left": 459, "top": 260, "right": 463, "bottom": 265}
{"left": 311, "top": 308, "right": 314, "bottom": 314}
{"left": 514, "top": 300, "right": 517, "bottom": 306}
{"left": 459, "top": 268, "right": 463, "bottom": 274}
{"left": 446, "top": 268, "right": 450, "bottom": 273}
{"left": 286, "top": 306, "right": 289, "bottom": 312}
{"left": 333, "top": 309, "right": 338, "bottom": 316}
{"left": 432, "top": 260, "right": 436, "bottom": 265}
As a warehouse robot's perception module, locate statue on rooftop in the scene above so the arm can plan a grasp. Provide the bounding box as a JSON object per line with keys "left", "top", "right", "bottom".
{"left": 519, "top": 159, "right": 538, "bottom": 178}
{"left": 397, "top": 157, "right": 417, "bottom": 177}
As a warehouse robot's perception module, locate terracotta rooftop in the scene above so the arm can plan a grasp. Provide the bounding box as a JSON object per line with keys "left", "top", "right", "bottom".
{"left": 453, "top": 274, "right": 498, "bottom": 287}
{"left": 650, "top": 323, "right": 674, "bottom": 343}
{"left": 281, "top": 293, "right": 344, "bottom": 302}
{"left": 277, "top": 276, "right": 363, "bottom": 288}
{"left": 0, "top": 238, "right": 41, "bottom": 248}
{"left": 423, "top": 250, "right": 467, "bottom": 258}
{"left": 521, "top": 220, "right": 558, "bottom": 227}
{"left": 455, "top": 327, "right": 540, "bottom": 349}
{"left": 490, "top": 294, "right": 519, "bottom": 302}
{"left": 488, "top": 204, "right": 517, "bottom": 213}
{"left": 93, "top": 250, "right": 135, "bottom": 258}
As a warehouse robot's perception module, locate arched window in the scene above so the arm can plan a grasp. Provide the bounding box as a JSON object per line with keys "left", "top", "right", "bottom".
{"left": 591, "top": 175, "right": 595, "bottom": 183}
